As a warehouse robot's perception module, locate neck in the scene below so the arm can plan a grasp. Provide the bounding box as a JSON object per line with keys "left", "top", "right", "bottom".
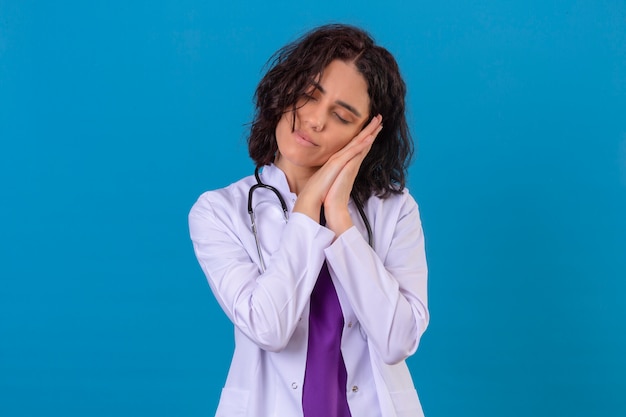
{"left": 274, "top": 154, "right": 318, "bottom": 195}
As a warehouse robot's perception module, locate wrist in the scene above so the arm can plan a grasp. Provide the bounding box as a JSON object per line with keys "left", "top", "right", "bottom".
{"left": 293, "top": 195, "right": 321, "bottom": 224}
{"left": 324, "top": 206, "right": 353, "bottom": 237}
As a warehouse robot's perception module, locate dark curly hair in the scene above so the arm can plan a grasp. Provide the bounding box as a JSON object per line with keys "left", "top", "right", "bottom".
{"left": 249, "top": 23, "right": 414, "bottom": 203}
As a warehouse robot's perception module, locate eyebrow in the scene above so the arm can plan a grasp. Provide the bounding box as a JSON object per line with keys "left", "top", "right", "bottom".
{"left": 311, "top": 81, "right": 363, "bottom": 118}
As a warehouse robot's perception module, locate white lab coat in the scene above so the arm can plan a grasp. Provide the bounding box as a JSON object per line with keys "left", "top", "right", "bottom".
{"left": 189, "top": 164, "right": 429, "bottom": 417}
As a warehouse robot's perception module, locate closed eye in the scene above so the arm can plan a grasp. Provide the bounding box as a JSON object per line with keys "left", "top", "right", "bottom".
{"left": 302, "top": 92, "right": 316, "bottom": 101}
{"left": 334, "top": 112, "right": 349, "bottom": 124}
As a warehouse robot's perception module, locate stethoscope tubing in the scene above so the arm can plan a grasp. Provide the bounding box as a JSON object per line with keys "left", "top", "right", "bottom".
{"left": 248, "top": 166, "right": 373, "bottom": 273}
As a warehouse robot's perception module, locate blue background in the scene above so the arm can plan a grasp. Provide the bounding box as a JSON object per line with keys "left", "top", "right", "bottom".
{"left": 1, "top": 1, "right": 625, "bottom": 416}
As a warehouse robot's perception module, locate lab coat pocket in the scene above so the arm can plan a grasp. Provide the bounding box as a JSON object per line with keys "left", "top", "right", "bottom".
{"left": 215, "top": 387, "right": 250, "bottom": 417}
{"left": 390, "top": 388, "right": 423, "bottom": 417}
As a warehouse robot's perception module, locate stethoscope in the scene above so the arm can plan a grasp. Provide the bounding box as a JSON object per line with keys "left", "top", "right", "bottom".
{"left": 248, "top": 166, "right": 373, "bottom": 272}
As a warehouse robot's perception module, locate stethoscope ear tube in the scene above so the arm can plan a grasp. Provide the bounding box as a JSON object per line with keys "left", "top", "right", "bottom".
{"left": 249, "top": 166, "right": 289, "bottom": 273}
{"left": 252, "top": 167, "right": 289, "bottom": 220}
{"left": 352, "top": 193, "right": 374, "bottom": 249}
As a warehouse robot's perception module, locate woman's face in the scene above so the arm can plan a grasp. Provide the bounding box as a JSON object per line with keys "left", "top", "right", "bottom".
{"left": 274, "top": 59, "right": 370, "bottom": 173}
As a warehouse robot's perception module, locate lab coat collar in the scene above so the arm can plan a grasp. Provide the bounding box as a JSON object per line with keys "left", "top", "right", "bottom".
{"left": 259, "top": 164, "right": 297, "bottom": 200}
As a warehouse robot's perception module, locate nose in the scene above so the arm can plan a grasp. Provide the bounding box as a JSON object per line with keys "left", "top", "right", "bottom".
{"left": 310, "top": 120, "right": 322, "bottom": 132}
{"left": 300, "top": 101, "right": 325, "bottom": 132}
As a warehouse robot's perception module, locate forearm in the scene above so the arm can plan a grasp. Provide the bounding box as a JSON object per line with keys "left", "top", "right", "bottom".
{"left": 190, "top": 199, "right": 334, "bottom": 351}
{"left": 324, "top": 198, "right": 429, "bottom": 364}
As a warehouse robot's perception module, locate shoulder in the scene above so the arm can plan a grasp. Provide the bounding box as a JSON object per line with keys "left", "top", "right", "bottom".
{"left": 363, "top": 188, "right": 424, "bottom": 238}
{"left": 355, "top": 188, "right": 425, "bottom": 260}
{"left": 365, "top": 188, "right": 420, "bottom": 217}
{"left": 188, "top": 174, "right": 256, "bottom": 228}
{"left": 193, "top": 174, "right": 254, "bottom": 206}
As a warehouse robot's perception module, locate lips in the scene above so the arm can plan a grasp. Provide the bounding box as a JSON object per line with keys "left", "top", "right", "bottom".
{"left": 293, "top": 130, "right": 317, "bottom": 147}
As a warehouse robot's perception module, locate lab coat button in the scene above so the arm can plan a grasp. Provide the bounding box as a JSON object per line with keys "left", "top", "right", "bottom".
{"left": 351, "top": 385, "right": 359, "bottom": 393}
{"left": 347, "top": 321, "right": 353, "bottom": 328}
{"left": 291, "top": 382, "right": 298, "bottom": 389}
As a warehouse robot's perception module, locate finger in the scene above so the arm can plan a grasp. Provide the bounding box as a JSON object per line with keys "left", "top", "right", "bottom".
{"left": 363, "top": 114, "right": 383, "bottom": 136}
{"left": 332, "top": 124, "right": 383, "bottom": 182}
{"left": 346, "top": 123, "right": 383, "bottom": 161}
{"left": 327, "top": 122, "right": 383, "bottom": 167}
{"left": 346, "top": 114, "right": 383, "bottom": 147}
{"left": 366, "top": 123, "right": 384, "bottom": 143}
{"left": 327, "top": 117, "right": 381, "bottom": 174}
{"left": 328, "top": 115, "right": 382, "bottom": 157}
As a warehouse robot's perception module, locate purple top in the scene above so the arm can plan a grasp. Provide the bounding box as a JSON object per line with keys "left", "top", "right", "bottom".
{"left": 302, "top": 261, "right": 352, "bottom": 417}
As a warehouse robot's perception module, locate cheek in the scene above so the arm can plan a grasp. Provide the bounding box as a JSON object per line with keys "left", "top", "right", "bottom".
{"left": 332, "top": 127, "right": 361, "bottom": 149}
{"left": 334, "top": 135, "right": 354, "bottom": 151}
{"left": 320, "top": 135, "right": 353, "bottom": 160}
{"left": 275, "top": 114, "right": 292, "bottom": 144}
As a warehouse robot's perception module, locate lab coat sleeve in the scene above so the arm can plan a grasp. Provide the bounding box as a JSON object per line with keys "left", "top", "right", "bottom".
{"left": 189, "top": 194, "right": 335, "bottom": 352}
{"left": 324, "top": 192, "right": 429, "bottom": 365}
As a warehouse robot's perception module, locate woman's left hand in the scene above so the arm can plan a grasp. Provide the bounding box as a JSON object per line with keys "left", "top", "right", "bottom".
{"left": 292, "top": 115, "right": 382, "bottom": 232}
{"left": 323, "top": 117, "right": 383, "bottom": 237}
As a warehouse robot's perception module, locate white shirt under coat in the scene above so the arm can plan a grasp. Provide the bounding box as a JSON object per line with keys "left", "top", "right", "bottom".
{"left": 189, "top": 164, "right": 429, "bottom": 417}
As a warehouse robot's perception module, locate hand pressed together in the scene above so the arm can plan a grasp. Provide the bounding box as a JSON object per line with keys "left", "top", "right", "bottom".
{"left": 293, "top": 115, "right": 383, "bottom": 237}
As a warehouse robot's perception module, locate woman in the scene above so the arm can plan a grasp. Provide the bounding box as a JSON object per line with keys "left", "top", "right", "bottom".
{"left": 189, "top": 24, "right": 429, "bottom": 417}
